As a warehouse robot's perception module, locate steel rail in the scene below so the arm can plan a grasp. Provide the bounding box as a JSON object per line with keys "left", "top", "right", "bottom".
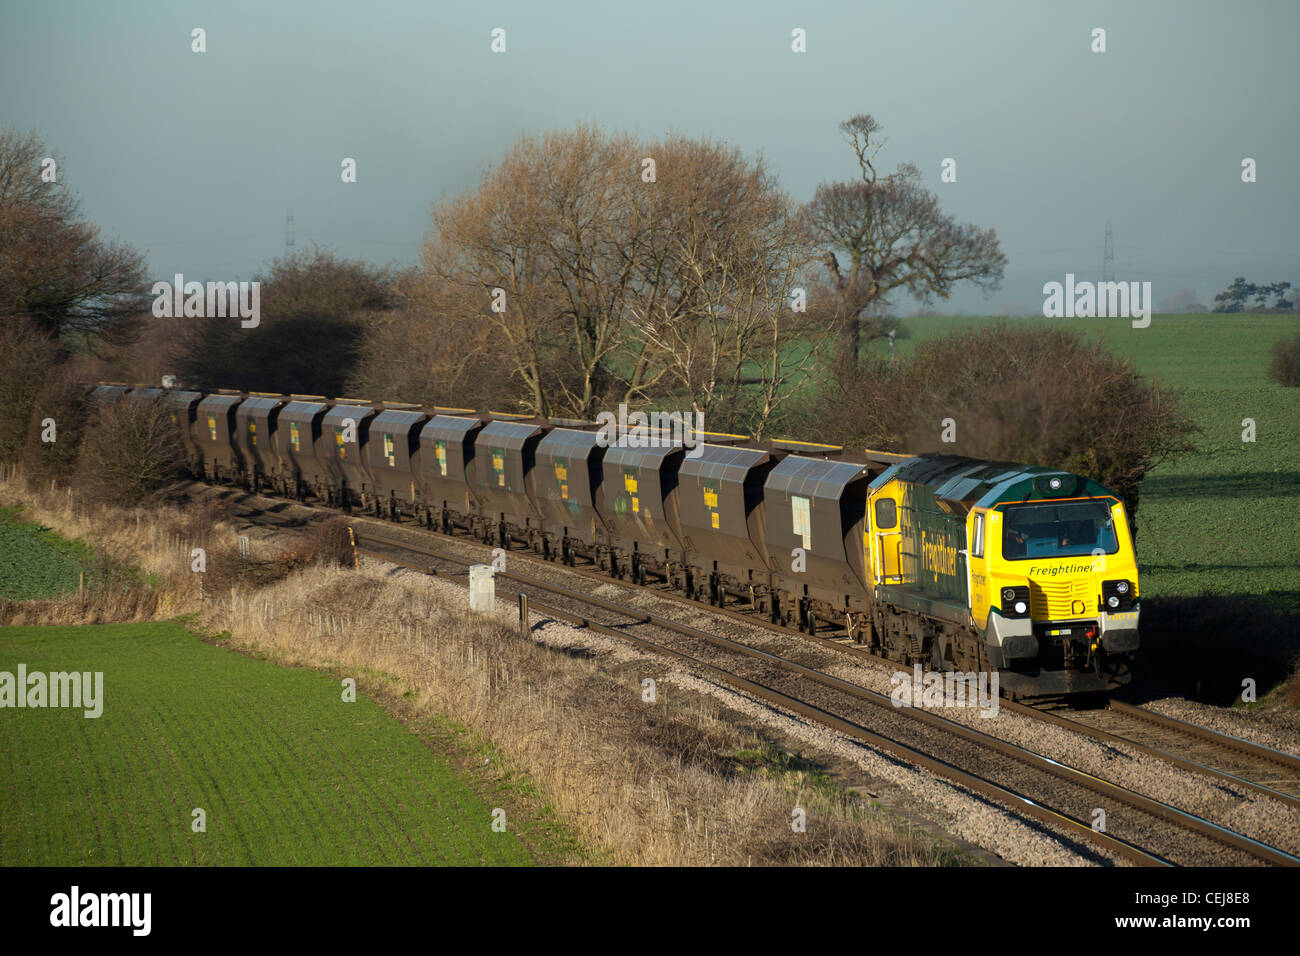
{"left": 1011, "top": 700, "right": 1300, "bottom": 810}
{"left": 353, "top": 542, "right": 1167, "bottom": 867}
{"left": 345, "top": 507, "right": 1300, "bottom": 818}
{"left": 354, "top": 530, "right": 1300, "bottom": 867}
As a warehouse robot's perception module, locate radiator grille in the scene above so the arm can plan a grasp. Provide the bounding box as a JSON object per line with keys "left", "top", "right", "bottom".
{"left": 1029, "top": 578, "right": 1092, "bottom": 619}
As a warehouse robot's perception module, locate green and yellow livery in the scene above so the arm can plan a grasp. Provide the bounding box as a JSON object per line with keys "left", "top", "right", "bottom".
{"left": 866, "top": 455, "right": 1137, "bottom": 695}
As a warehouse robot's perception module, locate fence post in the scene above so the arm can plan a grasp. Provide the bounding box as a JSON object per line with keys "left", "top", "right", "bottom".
{"left": 518, "top": 592, "right": 528, "bottom": 639}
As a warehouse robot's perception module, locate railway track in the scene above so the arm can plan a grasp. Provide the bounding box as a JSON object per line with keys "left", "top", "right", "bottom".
{"left": 198, "top": 484, "right": 1300, "bottom": 866}
{"left": 377, "top": 497, "right": 1300, "bottom": 817}
{"left": 1021, "top": 697, "right": 1300, "bottom": 808}
{"left": 345, "top": 526, "right": 1298, "bottom": 867}
{"left": 621, "top": 561, "right": 1300, "bottom": 814}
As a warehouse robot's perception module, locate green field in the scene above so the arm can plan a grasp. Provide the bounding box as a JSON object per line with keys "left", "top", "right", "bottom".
{"left": 882, "top": 312, "right": 1299, "bottom": 390}
{"left": 0, "top": 506, "right": 92, "bottom": 601}
{"left": 0, "top": 622, "right": 535, "bottom": 865}
{"left": 881, "top": 314, "right": 1300, "bottom": 615}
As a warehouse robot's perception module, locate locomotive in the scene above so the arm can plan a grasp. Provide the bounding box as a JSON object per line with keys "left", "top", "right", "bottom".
{"left": 90, "top": 383, "right": 1140, "bottom": 696}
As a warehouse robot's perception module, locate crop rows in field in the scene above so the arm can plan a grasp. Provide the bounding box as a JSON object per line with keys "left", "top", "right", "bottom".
{"left": 0, "top": 622, "right": 534, "bottom": 866}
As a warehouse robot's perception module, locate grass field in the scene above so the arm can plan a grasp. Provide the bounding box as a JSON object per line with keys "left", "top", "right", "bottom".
{"left": 0, "top": 505, "right": 92, "bottom": 601}
{"left": 0, "top": 622, "right": 536, "bottom": 865}
{"left": 880, "top": 314, "right": 1300, "bottom": 615}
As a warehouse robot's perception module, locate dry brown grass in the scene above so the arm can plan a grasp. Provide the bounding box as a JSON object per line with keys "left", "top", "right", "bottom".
{"left": 217, "top": 566, "right": 960, "bottom": 865}
{"left": 1, "top": 472, "right": 961, "bottom": 866}
{"left": 0, "top": 470, "right": 225, "bottom": 624}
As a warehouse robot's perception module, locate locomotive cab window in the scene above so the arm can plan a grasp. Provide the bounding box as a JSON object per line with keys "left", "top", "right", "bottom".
{"left": 1001, "top": 500, "right": 1118, "bottom": 561}
{"left": 874, "top": 498, "right": 897, "bottom": 530}
{"left": 972, "top": 512, "right": 984, "bottom": 558}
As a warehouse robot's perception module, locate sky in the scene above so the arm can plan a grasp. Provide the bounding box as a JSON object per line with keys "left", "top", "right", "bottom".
{"left": 2, "top": 0, "right": 1297, "bottom": 315}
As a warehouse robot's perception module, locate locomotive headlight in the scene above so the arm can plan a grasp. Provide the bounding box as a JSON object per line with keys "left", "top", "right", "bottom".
{"left": 1100, "top": 579, "right": 1134, "bottom": 613}
{"left": 1002, "top": 585, "right": 1031, "bottom": 618}
{"left": 1048, "top": 477, "right": 1062, "bottom": 491}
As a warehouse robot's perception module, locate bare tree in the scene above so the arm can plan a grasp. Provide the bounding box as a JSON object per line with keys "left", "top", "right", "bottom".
{"left": 346, "top": 280, "right": 514, "bottom": 410}
{"left": 415, "top": 123, "right": 829, "bottom": 433}
{"left": 424, "top": 125, "right": 658, "bottom": 417}
{"left": 621, "top": 135, "right": 827, "bottom": 434}
{"left": 76, "top": 395, "right": 186, "bottom": 504}
{"left": 0, "top": 128, "right": 148, "bottom": 342}
{"left": 807, "top": 114, "right": 1006, "bottom": 367}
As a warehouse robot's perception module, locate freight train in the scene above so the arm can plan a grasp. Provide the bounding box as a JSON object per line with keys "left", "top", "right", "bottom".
{"left": 89, "top": 383, "right": 1140, "bottom": 696}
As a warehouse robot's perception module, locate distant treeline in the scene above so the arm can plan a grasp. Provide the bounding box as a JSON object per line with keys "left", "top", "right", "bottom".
{"left": 2, "top": 121, "right": 1207, "bottom": 516}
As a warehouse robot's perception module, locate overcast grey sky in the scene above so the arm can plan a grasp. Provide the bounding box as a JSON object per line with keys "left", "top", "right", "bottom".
{"left": 3, "top": 0, "right": 1297, "bottom": 314}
